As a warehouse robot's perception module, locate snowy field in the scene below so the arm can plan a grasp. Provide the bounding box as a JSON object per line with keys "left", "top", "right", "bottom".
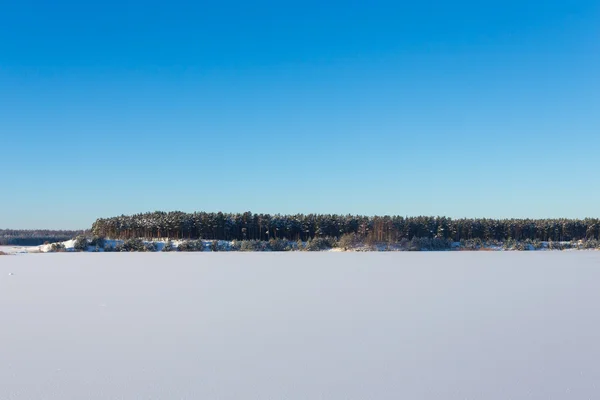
{"left": 1, "top": 252, "right": 600, "bottom": 399}
{"left": 0, "top": 246, "right": 38, "bottom": 255}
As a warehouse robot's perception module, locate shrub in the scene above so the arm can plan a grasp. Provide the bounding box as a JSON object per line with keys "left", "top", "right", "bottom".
{"left": 397, "top": 238, "right": 410, "bottom": 250}
{"left": 162, "top": 240, "right": 173, "bottom": 252}
{"left": 503, "top": 238, "right": 516, "bottom": 250}
{"left": 239, "top": 241, "right": 252, "bottom": 251}
{"left": 268, "top": 238, "right": 287, "bottom": 252}
{"left": 405, "top": 237, "right": 451, "bottom": 251}
{"left": 49, "top": 243, "right": 66, "bottom": 252}
{"left": 74, "top": 235, "right": 89, "bottom": 252}
{"left": 178, "top": 240, "right": 203, "bottom": 252}
{"left": 338, "top": 233, "right": 361, "bottom": 251}
{"left": 548, "top": 240, "right": 566, "bottom": 250}
{"left": 240, "top": 240, "right": 268, "bottom": 251}
{"left": 145, "top": 242, "right": 158, "bottom": 252}
{"left": 511, "top": 239, "right": 536, "bottom": 251}
{"left": 514, "top": 242, "right": 527, "bottom": 251}
{"left": 90, "top": 236, "right": 105, "bottom": 249}
{"left": 420, "top": 238, "right": 433, "bottom": 250}
{"left": 430, "top": 237, "right": 452, "bottom": 250}
{"left": 409, "top": 236, "right": 422, "bottom": 251}
{"left": 122, "top": 238, "right": 146, "bottom": 252}
{"left": 215, "top": 241, "right": 230, "bottom": 251}
{"left": 305, "top": 237, "right": 335, "bottom": 251}
{"left": 460, "top": 238, "right": 483, "bottom": 250}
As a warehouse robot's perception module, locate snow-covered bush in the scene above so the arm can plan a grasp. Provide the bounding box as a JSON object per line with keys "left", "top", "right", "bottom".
{"left": 215, "top": 241, "right": 230, "bottom": 251}
{"left": 49, "top": 243, "right": 66, "bottom": 252}
{"left": 397, "top": 238, "right": 410, "bottom": 250}
{"left": 513, "top": 239, "right": 539, "bottom": 251}
{"left": 240, "top": 240, "right": 268, "bottom": 251}
{"left": 503, "top": 238, "right": 516, "bottom": 250}
{"left": 144, "top": 242, "right": 158, "bottom": 252}
{"left": 305, "top": 237, "right": 336, "bottom": 251}
{"left": 583, "top": 239, "right": 600, "bottom": 249}
{"left": 404, "top": 237, "right": 452, "bottom": 251}
{"left": 429, "top": 238, "right": 452, "bottom": 250}
{"left": 459, "top": 238, "right": 483, "bottom": 250}
{"left": 532, "top": 239, "right": 544, "bottom": 250}
{"left": 122, "top": 238, "right": 146, "bottom": 252}
{"left": 90, "top": 236, "right": 105, "bottom": 249}
{"left": 268, "top": 238, "right": 288, "bottom": 251}
{"left": 74, "top": 236, "right": 88, "bottom": 252}
{"left": 162, "top": 240, "right": 173, "bottom": 252}
{"left": 338, "top": 233, "right": 361, "bottom": 251}
{"left": 409, "top": 236, "right": 422, "bottom": 251}
{"left": 178, "top": 240, "right": 203, "bottom": 252}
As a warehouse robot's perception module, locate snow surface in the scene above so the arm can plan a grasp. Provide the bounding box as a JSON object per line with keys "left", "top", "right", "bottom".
{"left": 0, "top": 245, "right": 38, "bottom": 255}
{"left": 1, "top": 252, "right": 600, "bottom": 399}
{"left": 38, "top": 239, "right": 76, "bottom": 253}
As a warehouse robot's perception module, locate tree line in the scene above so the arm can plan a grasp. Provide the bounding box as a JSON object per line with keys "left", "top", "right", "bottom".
{"left": 0, "top": 229, "right": 86, "bottom": 246}
{"left": 91, "top": 212, "right": 600, "bottom": 243}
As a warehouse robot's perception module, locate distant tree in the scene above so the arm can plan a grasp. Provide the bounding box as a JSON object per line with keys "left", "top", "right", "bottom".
{"left": 89, "top": 212, "right": 600, "bottom": 247}
{"left": 90, "top": 236, "right": 105, "bottom": 249}
{"left": 123, "top": 238, "right": 145, "bottom": 252}
{"left": 0, "top": 229, "right": 85, "bottom": 246}
{"left": 74, "top": 236, "right": 88, "bottom": 252}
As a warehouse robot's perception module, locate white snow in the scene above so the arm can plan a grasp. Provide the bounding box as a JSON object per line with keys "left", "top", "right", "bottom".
{"left": 1, "top": 252, "right": 600, "bottom": 399}
{"left": 0, "top": 245, "right": 40, "bottom": 255}
{"left": 35, "top": 239, "right": 76, "bottom": 252}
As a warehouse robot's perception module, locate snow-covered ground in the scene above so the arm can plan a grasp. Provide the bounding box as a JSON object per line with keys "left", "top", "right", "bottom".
{"left": 7, "top": 238, "right": 598, "bottom": 254}
{"left": 9, "top": 239, "right": 218, "bottom": 253}
{"left": 0, "top": 245, "right": 39, "bottom": 254}
{"left": 1, "top": 252, "right": 600, "bottom": 399}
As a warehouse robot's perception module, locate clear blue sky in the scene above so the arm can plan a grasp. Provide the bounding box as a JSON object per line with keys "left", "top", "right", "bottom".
{"left": 1, "top": 0, "right": 599, "bottom": 229}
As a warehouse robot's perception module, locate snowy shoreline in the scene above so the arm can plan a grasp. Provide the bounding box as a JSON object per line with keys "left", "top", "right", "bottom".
{"left": 2, "top": 238, "right": 599, "bottom": 255}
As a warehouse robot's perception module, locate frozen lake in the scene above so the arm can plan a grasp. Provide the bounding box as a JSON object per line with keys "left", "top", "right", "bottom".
{"left": 1, "top": 252, "right": 600, "bottom": 399}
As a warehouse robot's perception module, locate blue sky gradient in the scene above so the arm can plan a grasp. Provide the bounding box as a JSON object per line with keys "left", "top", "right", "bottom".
{"left": 1, "top": 0, "right": 599, "bottom": 228}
